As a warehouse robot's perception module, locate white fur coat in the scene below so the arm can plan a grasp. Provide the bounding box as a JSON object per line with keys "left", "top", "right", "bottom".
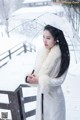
{"left": 34, "top": 45, "right": 67, "bottom": 120}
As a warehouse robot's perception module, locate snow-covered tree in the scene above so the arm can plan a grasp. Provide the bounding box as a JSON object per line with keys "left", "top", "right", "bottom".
{"left": 0, "top": 0, "right": 24, "bottom": 37}
{"left": 62, "top": 0, "right": 80, "bottom": 35}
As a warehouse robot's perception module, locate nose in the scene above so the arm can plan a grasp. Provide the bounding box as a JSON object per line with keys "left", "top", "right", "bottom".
{"left": 43, "top": 38, "right": 47, "bottom": 43}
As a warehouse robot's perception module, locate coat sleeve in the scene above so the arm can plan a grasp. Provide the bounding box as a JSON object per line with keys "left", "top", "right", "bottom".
{"left": 38, "top": 71, "right": 67, "bottom": 93}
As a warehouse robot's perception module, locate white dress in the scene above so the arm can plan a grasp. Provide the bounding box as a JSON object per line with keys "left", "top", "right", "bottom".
{"left": 34, "top": 45, "right": 67, "bottom": 120}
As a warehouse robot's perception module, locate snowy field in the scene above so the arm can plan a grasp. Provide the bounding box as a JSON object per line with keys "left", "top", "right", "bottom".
{"left": 0, "top": 49, "right": 80, "bottom": 120}
{"left": 0, "top": 4, "right": 80, "bottom": 120}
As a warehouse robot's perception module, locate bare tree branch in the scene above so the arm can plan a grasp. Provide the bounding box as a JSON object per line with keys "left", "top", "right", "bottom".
{"left": 0, "top": 0, "right": 24, "bottom": 37}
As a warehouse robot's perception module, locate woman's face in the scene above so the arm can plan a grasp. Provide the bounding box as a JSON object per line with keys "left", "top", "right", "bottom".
{"left": 43, "top": 30, "right": 56, "bottom": 49}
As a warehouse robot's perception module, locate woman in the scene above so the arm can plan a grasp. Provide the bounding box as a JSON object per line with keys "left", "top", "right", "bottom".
{"left": 25, "top": 25, "right": 70, "bottom": 120}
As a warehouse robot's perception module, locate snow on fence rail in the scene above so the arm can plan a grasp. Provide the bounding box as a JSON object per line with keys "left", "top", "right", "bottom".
{"left": 0, "top": 42, "right": 36, "bottom": 68}
{"left": 0, "top": 84, "right": 37, "bottom": 120}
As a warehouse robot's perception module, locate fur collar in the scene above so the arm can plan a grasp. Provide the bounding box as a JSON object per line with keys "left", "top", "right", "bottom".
{"left": 35, "top": 45, "right": 61, "bottom": 75}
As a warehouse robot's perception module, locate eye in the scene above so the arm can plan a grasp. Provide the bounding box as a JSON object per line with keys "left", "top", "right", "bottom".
{"left": 47, "top": 37, "right": 50, "bottom": 40}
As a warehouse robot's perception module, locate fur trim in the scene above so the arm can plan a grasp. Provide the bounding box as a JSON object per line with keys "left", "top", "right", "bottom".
{"left": 35, "top": 45, "right": 61, "bottom": 92}
{"left": 39, "top": 74, "right": 51, "bottom": 93}
{"left": 38, "top": 45, "right": 61, "bottom": 76}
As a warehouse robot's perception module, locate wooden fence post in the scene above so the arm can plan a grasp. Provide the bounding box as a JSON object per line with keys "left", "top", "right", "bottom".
{"left": 30, "top": 44, "right": 32, "bottom": 52}
{"left": 23, "top": 44, "right": 27, "bottom": 53}
{"left": 8, "top": 50, "right": 11, "bottom": 59}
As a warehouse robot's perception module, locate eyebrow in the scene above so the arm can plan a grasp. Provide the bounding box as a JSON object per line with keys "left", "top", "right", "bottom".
{"left": 43, "top": 35, "right": 51, "bottom": 37}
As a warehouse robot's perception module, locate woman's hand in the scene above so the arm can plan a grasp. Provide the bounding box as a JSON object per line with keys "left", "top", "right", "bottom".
{"left": 27, "top": 74, "right": 39, "bottom": 84}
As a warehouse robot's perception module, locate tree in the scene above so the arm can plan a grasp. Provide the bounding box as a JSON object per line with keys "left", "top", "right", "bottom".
{"left": 0, "top": 0, "right": 24, "bottom": 37}
{"left": 62, "top": 0, "right": 80, "bottom": 34}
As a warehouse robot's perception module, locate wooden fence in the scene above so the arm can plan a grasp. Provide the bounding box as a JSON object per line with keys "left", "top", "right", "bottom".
{"left": 0, "top": 84, "right": 37, "bottom": 120}
{"left": 0, "top": 41, "right": 37, "bottom": 120}
{"left": 0, "top": 41, "right": 36, "bottom": 68}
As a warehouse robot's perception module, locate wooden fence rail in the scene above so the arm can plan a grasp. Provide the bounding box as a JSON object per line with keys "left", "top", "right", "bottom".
{"left": 0, "top": 84, "right": 37, "bottom": 120}
{"left": 0, "top": 41, "right": 36, "bottom": 68}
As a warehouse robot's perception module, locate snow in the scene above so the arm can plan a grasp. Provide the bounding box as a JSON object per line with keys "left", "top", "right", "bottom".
{"left": 0, "top": 52, "right": 36, "bottom": 91}
{"left": 62, "top": 73, "right": 80, "bottom": 120}
{"left": 0, "top": 94, "right": 9, "bottom": 104}
{"left": 69, "top": 61, "right": 80, "bottom": 76}
{"left": 0, "top": 34, "right": 30, "bottom": 54}
{"left": 11, "top": 5, "right": 66, "bottom": 20}
{"left": 0, "top": 4, "right": 80, "bottom": 120}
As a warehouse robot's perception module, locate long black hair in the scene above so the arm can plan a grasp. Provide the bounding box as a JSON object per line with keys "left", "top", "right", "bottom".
{"left": 44, "top": 25, "right": 70, "bottom": 78}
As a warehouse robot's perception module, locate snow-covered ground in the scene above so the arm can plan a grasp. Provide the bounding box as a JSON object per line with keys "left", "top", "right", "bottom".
{"left": 0, "top": 49, "right": 80, "bottom": 120}
{"left": 0, "top": 4, "right": 80, "bottom": 120}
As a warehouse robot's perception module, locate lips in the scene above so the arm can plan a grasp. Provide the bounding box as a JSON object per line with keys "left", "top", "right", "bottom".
{"left": 45, "top": 44, "right": 48, "bottom": 46}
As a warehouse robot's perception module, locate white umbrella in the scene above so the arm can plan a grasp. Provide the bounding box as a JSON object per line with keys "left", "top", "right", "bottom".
{"left": 29, "top": 12, "right": 80, "bottom": 63}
